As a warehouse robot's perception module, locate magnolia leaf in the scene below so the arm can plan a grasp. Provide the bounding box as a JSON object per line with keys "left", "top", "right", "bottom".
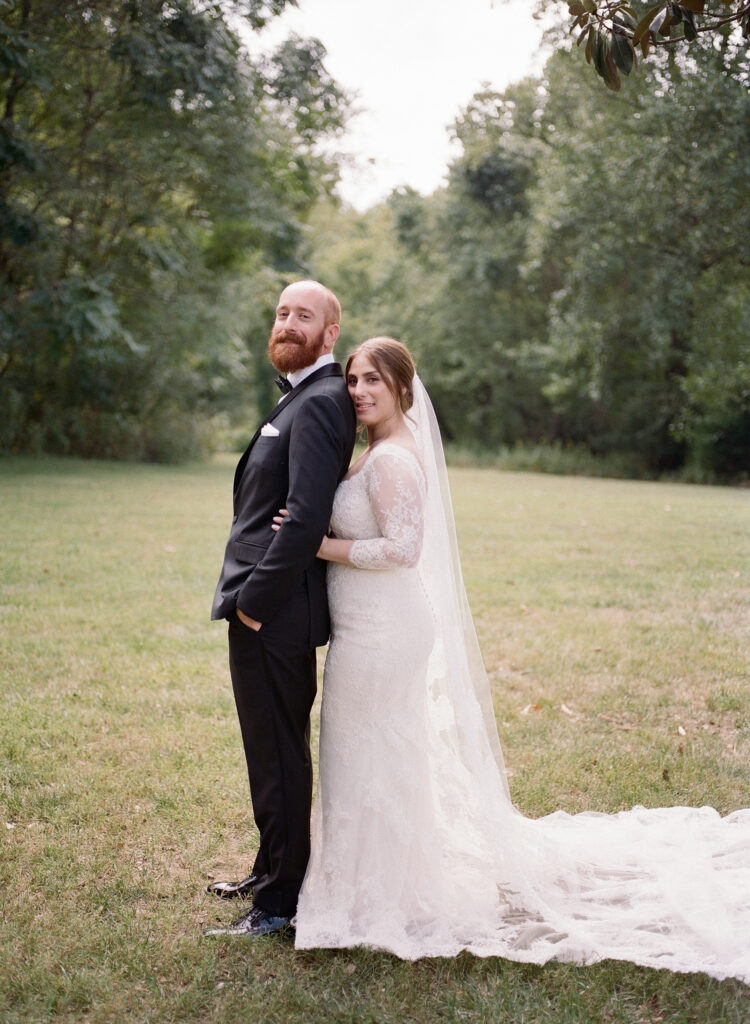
{"left": 604, "top": 51, "right": 622, "bottom": 91}
{"left": 611, "top": 31, "right": 634, "bottom": 74}
{"left": 653, "top": 8, "right": 672, "bottom": 37}
{"left": 569, "top": 12, "right": 587, "bottom": 31}
{"left": 567, "top": 1, "right": 586, "bottom": 13}
{"left": 679, "top": 0, "right": 705, "bottom": 11}
{"left": 593, "top": 29, "right": 608, "bottom": 77}
{"left": 683, "top": 9, "right": 699, "bottom": 39}
{"left": 569, "top": 12, "right": 590, "bottom": 31}
{"left": 633, "top": 2, "right": 667, "bottom": 43}
{"left": 613, "top": 10, "right": 637, "bottom": 29}
{"left": 585, "top": 24, "right": 596, "bottom": 61}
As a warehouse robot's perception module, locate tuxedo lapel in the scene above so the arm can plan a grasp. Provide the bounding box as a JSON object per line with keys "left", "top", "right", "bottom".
{"left": 233, "top": 363, "right": 345, "bottom": 496}
{"left": 265, "top": 363, "right": 344, "bottom": 424}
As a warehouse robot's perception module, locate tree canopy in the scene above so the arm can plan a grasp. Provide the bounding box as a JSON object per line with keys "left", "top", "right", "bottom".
{"left": 0, "top": 0, "right": 348, "bottom": 459}
{"left": 303, "top": 32, "right": 750, "bottom": 479}
{"left": 2, "top": 1, "right": 748, "bottom": 479}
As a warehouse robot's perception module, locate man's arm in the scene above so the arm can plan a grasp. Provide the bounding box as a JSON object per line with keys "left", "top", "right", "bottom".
{"left": 235, "top": 392, "right": 351, "bottom": 625}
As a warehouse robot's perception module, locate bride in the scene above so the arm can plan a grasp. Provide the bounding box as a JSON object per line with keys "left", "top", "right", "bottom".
{"left": 280, "top": 337, "right": 749, "bottom": 981}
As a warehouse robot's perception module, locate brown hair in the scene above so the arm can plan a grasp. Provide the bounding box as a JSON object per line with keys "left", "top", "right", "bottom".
{"left": 346, "top": 337, "right": 415, "bottom": 413}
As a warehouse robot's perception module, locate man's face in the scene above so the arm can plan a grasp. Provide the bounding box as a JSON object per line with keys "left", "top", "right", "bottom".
{"left": 268, "top": 284, "right": 336, "bottom": 374}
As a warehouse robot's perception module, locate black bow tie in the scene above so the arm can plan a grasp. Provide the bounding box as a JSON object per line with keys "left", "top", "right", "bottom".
{"left": 273, "top": 375, "right": 293, "bottom": 395}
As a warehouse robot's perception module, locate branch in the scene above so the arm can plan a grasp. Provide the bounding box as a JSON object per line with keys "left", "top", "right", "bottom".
{"left": 564, "top": 1, "right": 750, "bottom": 89}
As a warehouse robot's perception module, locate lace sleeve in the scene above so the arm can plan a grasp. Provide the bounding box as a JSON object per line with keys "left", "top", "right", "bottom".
{"left": 348, "top": 449, "right": 425, "bottom": 570}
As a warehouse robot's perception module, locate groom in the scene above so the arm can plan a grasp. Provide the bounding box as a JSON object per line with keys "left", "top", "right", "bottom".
{"left": 206, "top": 280, "right": 356, "bottom": 938}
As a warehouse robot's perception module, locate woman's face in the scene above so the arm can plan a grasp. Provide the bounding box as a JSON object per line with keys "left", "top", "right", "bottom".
{"left": 347, "top": 354, "right": 399, "bottom": 429}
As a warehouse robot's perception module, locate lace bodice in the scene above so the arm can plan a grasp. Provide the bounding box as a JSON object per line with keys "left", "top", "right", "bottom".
{"left": 330, "top": 444, "right": 426, "bottom": 570}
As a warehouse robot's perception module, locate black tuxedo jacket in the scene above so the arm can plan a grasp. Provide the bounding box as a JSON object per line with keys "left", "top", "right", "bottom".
{"left": 211, "top": 363, "right": 356, "bottom": 647}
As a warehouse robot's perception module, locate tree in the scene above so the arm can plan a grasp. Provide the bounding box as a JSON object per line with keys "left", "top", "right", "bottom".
{"left": 305, "top": 81, "right": 554, "bottom": 450}
{"left": 524, "top": 41, "right": 750, "bottom": 473}
{"left": 305, "top": 34, "right": 749, "bottom": 478}
{"left": 0, "top": 0, "right": 348, "bottom": 459}
{"left": 674, "top": 272, "right": 750, "bottom": 476}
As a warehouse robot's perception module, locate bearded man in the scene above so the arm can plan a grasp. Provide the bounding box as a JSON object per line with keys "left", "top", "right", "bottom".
{"left": 207, "top": 281, "right": 356, "bottom": 938}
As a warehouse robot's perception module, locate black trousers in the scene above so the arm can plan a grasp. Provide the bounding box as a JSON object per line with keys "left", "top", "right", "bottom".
{"left": 227, "top": 588, "right": 317, "bottom": 918}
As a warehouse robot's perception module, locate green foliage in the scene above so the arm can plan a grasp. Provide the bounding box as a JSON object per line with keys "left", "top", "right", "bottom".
{"left": 527, "top": 42, "right": 750, "bottom": 475}
{"left": 304, "top": 36, "right": 749, "bottom": 480}
{"left": 0, "top": 0, "right": 347, "bottom": 460}
{"left": 555, "top": 1, "right": 750, "bottom": 89}
{"left": 305, "top": 82, "right": 553, "bottom": 451}
{"left": 3, "top": 1, "right": 747, "bottom": 477}
{"left": 675, "top": 271, "right": 750, "bottom": 477}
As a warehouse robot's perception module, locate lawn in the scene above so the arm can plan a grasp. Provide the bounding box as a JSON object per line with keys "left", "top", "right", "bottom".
{"left": 1, "top": 455, "right": 748, "bottom": 1023}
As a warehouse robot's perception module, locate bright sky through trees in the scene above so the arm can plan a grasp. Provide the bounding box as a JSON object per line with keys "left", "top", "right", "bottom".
{"left": 250, "top": 0, "right": 547, "bottom": 209}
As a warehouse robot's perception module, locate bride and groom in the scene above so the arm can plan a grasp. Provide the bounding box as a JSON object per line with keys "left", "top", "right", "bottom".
{"left": 206, "top": 280, "right": 750, "bottom": 982}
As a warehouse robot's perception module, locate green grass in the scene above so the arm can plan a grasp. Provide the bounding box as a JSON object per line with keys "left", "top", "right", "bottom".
{"left": 1, "top": 454, "right": 749, "bottom": 1023}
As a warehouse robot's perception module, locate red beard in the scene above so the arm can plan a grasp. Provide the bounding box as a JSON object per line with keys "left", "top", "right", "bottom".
{"left": 268, "top": 327, "right": 326, "bottom": 374}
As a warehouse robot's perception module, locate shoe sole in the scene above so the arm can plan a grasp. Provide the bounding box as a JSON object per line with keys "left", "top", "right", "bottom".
{"left": 203, "top": 921, "right": 291, "bottom": 938}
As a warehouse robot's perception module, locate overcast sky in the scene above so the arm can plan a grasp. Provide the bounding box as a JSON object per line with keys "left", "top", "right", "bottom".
{"left": 251, "top": 0, "right": 548, "bottom": 210}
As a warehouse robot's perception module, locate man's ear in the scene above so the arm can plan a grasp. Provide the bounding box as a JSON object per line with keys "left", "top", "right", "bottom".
{"left": 323, "top": 323, "right": 340, "bottom": 353}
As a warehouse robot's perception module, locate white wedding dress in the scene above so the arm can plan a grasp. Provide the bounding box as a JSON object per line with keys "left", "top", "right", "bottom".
{"left": 294, "top": 380, "right": 750, "bottom": 983}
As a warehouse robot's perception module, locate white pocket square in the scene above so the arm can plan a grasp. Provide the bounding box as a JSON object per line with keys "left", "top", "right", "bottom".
{"left": 260, "top": 423, "right": 280, "bottom": 437}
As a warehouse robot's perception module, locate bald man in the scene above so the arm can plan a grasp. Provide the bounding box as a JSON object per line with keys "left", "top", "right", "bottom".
{"left": 207, "top": 281, "right": 356, "bottom": 938}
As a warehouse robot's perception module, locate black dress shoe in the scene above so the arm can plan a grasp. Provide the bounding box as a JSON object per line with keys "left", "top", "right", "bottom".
{"left": 206, "top": 873, "right": 258, "bottom": 899}
{"left": 204, "top": 905, "right": 291, "bottom": 938}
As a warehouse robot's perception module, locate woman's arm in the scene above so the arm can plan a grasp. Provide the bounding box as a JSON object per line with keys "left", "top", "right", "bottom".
{"left": 272, "top": 450, "right": 425, "bottom": 569}
{"left": 317, "top": 535, "right": 355, "bottom": 564}
{"left": 272, "top": 511, "right": 355, "bottom": 564}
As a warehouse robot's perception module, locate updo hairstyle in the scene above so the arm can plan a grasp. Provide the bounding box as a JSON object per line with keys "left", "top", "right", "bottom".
{"left": 346, "top": 337, "right": 415, "bottom": 413}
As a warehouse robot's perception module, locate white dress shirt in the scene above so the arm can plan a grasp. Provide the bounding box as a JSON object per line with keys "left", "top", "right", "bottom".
{"left": 287, "top": 352, "right": 335, "bottom": 389}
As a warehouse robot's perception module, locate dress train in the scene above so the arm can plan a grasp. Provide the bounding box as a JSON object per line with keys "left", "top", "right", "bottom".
{"left": 294, "top": 385, "right": 750, "bottom": 983}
